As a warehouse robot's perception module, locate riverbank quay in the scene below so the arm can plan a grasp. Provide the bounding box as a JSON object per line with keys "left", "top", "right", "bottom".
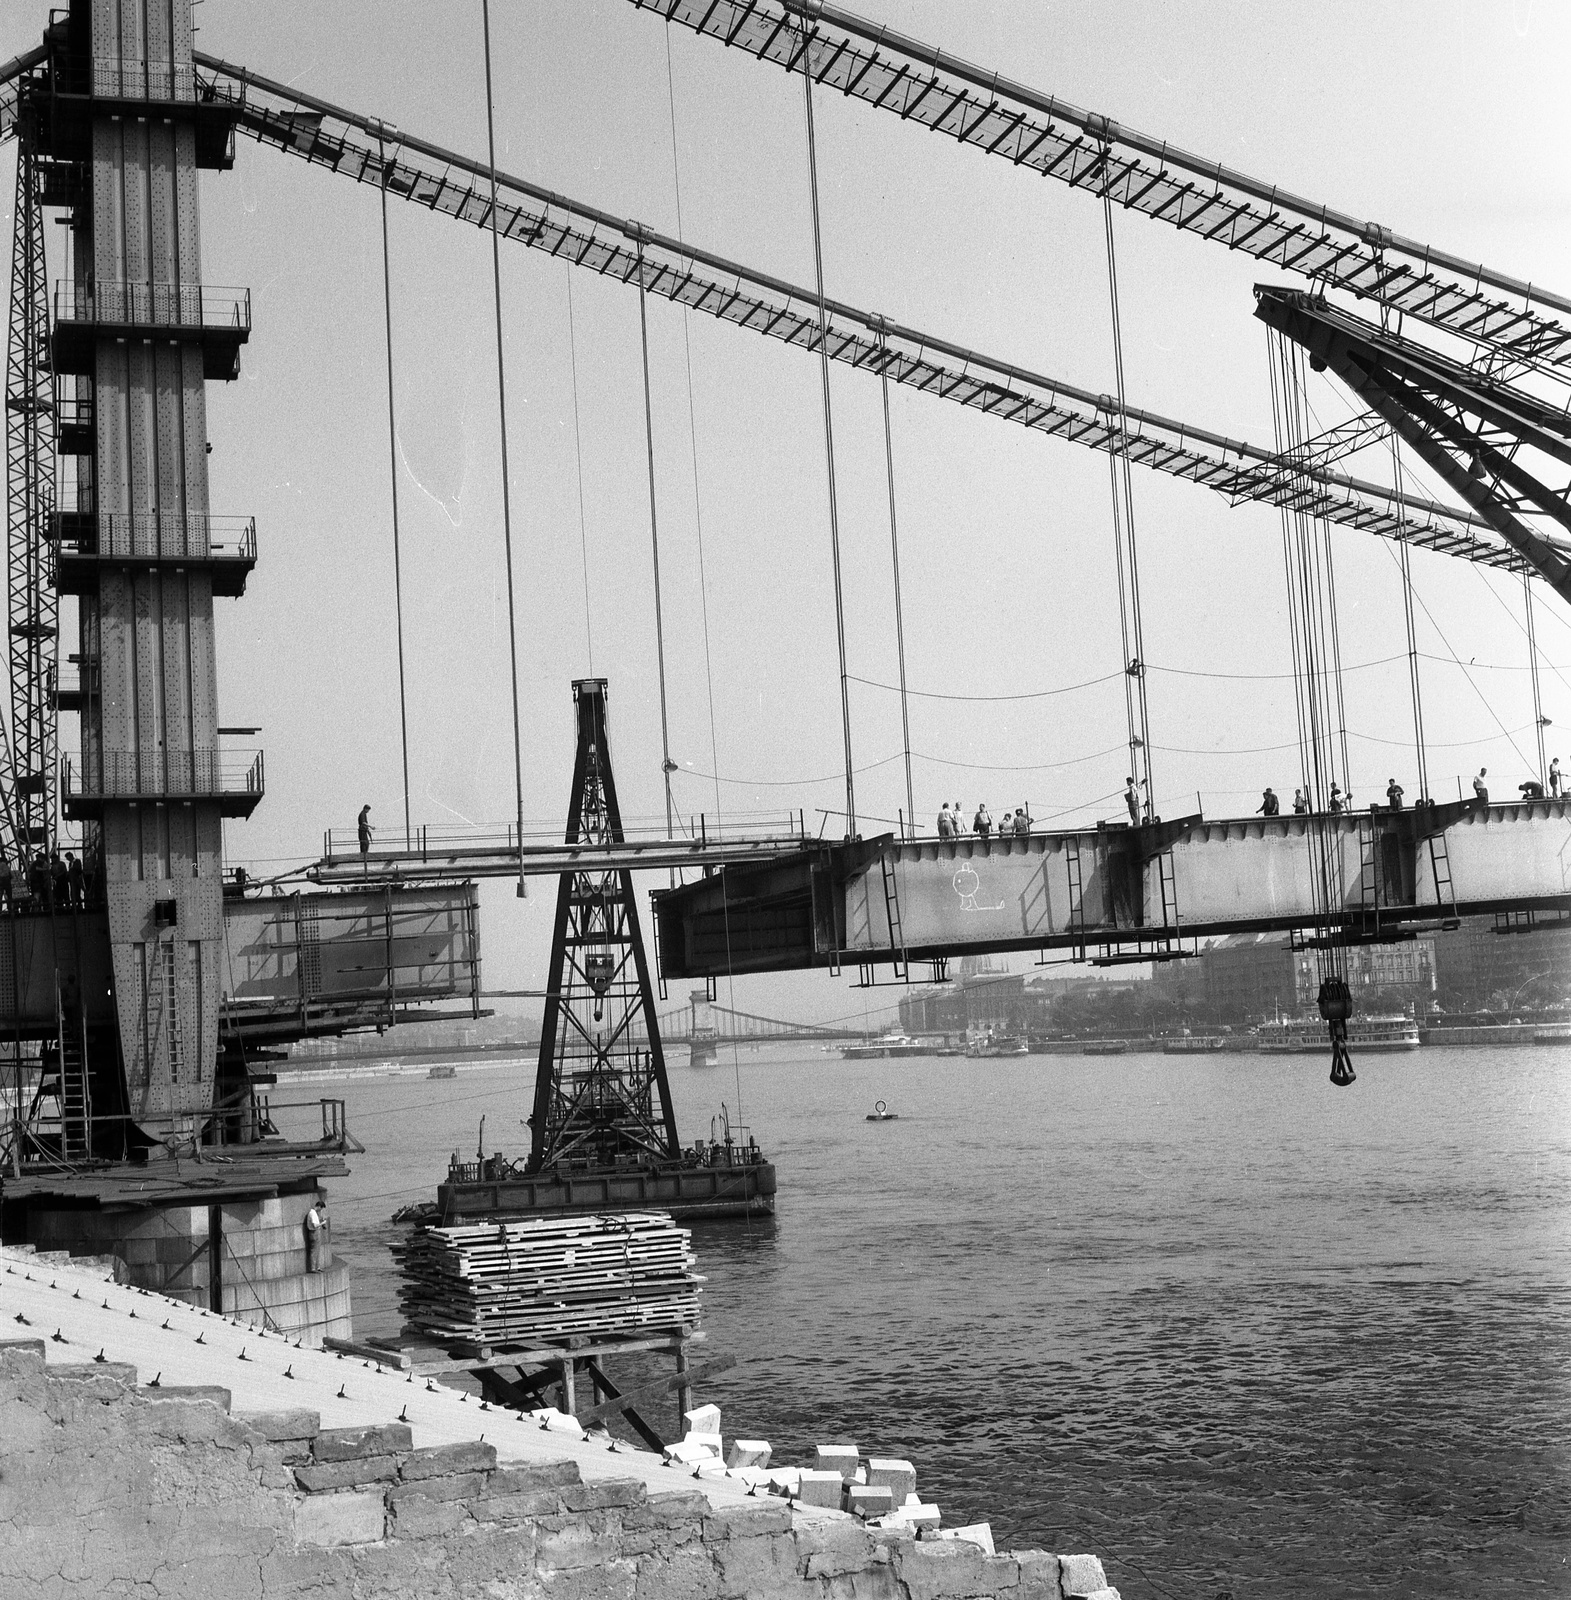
{"left": 0, "top": 1242, "right": 1113, "bottom": 1599}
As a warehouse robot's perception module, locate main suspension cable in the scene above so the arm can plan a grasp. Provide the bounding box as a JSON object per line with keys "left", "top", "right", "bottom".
{"left": 1101, "top": 183, "right": 1154, "bottom": 819}
{"left": 480, "top": 0, "right": 527, "bottom": 893}
{"left": 875, "top": 321, "right": 915, "bottom": 838}
{"left": 799, "top": 20, "right": 856, "bottom": 837}
{"left": 375, "top": 130, "right": 412, "bottom": 849}
{"left": 636, "top": 243, "right": 678, "bottom": 843}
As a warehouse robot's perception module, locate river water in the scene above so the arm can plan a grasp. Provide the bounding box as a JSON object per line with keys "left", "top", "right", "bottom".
{"left": 320, "top": 1042, "right": 1569, "bottom": 1599}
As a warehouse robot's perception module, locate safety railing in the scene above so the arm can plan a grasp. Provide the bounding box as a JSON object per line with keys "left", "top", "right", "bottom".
{"left": 321, "top": 808, "right": 810, "bottom": 861}
{"left": 53, "top": 281, "right": 251, "bottom": 335}
{"left": 52, "top": 512, "right": 256, "bottom": 564}
{"left": 64, "top": 747, "right": 264, "bottom": 803}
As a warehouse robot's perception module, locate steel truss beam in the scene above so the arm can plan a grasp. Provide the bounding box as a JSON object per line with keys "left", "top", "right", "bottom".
{"left": 529, "top": 680, "right": 681, "bottom": 1174}
{"left": 1255, "top": 288, "right": 1571, "bottom": 608}
{"left": 640, "top": 0, "right": 1571, "bottom": 391}
{"left": 186, "top": 53, "right": 1518, "bottom": 575}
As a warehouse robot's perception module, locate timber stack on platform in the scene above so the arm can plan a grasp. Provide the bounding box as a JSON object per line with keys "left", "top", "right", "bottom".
{"left": 393, "top": 1212, "right": 703, "bottom": 1348}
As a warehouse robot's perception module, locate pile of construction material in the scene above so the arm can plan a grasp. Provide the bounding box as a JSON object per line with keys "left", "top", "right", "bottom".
{"left": 394, "top": 1212, "right": 702, "bottom": 1347}
{"left": 656, "top": 1404, "right": 986, "bottom": 1545}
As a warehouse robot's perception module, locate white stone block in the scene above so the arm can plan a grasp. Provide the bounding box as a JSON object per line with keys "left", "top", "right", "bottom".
{"left": 682, "top": 1428, "right": 723, "bottom": 1458}
{"left": 846, "top": 1484, "right": 895, "bottom": 1520}
{"left": 794, "top": 1468, "right": 845, "bottom": 1508}
{"left": 938, "top": 1523, "right": 995, "bottom": 1556}
{"left": 726, "top": 1465, "right": 774, "bottom": 1489}
{"left": 888, "top": 1501, "right": 941, "bottom": 1530}
{"left": 726, "top": 1439, "right": 772, "bottom": 1469}
{"left": 683, "top": 1402, "right": 722, "bottom": 1436}
{"left": 867, "top": 1457, "right": 917, "bottom": 1504}
{"left": 764, "top": 1468, "right": 800, "bottom": 1496}
{"left": 814, "top": 1442, "right": 860, "bottom": 1481}
{"left": 1059, "top": 1554, "right": 1111, "bottom": 1595}
{"left": 665, "top": 1438, "right": 719, "bottom": 1466}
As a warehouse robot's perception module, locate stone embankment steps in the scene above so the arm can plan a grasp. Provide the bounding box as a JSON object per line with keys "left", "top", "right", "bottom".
{"left": 0, "top": 1241, "right": 1121, "bottom": 1599}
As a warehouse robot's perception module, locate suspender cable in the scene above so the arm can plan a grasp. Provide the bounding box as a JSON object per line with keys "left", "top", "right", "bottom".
{"left": 1101, "top": 185, "right": 1154, "bottom": 820}
{"left": 636, "top": 242, "right": 678, "bottom": 842}
{"left": 1390, "top": 433, "right": 1430, "bottom": 800}
{"left": 875, "top": 321, "right": 914, "bottom": 839}
{"left": 799, "top": 21, "right": 856, "bottom": 837}
{"left": 565, "top": 268, "right": 595, "bottom": 677}
{"left": 375, "top": 131, "right": 412, "bottom": 850}
{"left": 480, "top": 0, "right": 527, "bottom": 895}
{"left": 1524, "top": 571, "right": 1547, "bottom": 787}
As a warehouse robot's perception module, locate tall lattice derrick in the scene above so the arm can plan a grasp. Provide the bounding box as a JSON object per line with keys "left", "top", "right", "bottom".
{"left": 529, "top": 680, "right": 682, "bottom": 1172}
{"left": 5, "top": 141, "right": 57, "bottom": 862}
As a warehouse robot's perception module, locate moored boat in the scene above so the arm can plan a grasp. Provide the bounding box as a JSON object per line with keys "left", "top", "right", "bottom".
{"left": 1256, "top": 1014, "right": 1421, "bottom": 1052}
{"left": 1162, "top": 1033, "right": 1224, "bottom": 1054}
{"left": 964, "top": 1030, "right": 1029, "bottom": 1057}
{"left": 1533, "top": 1022, "right": 1571, "bottom": 1044}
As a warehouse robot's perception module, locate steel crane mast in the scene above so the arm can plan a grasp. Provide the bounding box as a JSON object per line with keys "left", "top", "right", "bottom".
{"left": 172, "top": 54, "right": 1508, "bottom": 575}
{"left": 640, "top": 0, "right": 1571, "bottom": 394}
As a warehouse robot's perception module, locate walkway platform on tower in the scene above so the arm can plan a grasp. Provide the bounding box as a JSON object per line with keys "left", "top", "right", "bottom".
{"left": 309, "top": 815, "right": 814, "bottom": 885}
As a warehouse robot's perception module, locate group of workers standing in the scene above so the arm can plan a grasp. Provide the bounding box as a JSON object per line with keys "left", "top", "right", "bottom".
{"left": 1254, "top": 757, "right": 1565, "bottom": 819}
{"left": 0, "top": 848, "right": 90, "bottom": 911}
{"left": 937, "top": 801, "right": 1031, "bottom": 840}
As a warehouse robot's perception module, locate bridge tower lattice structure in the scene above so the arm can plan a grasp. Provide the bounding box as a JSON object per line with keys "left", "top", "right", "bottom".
{"left": 528, "top": 679, "right": 683, "bottom": 1173}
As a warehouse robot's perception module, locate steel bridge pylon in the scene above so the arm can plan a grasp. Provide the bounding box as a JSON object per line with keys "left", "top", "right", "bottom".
{"left": 528, "top": 679, "right": 682, "bottom": 1173}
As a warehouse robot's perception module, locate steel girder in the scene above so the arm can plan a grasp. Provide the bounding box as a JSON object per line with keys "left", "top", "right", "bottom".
{"left": 1254, "top": 287, "right": 1571, "bottom": 609}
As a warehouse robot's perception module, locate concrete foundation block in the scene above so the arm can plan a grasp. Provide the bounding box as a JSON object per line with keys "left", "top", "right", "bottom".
{"left": 489, "top": 1459, "right": 582, "bottom": 1495}
{"left": 1059, "top": 1553, "right": 1110, "bottom": 1596}
{"left": 293, "top": 1489, "right": 387, "bottom": 1547}
{"left": 137, "top": 1384, "right": 231, "bottom": 1411}
{"left": 938, "top": 1523, "right": 995, "bottom": 1556}
{"left": 867, "top": 1457, "right": 917, "bottom": 1504}
{"left": 713, "top": 1530, "right": 797, "bottom": 1598}
{"left": 815, "top": 1442, "right": 861, "bottom": 1481}
{"left": 797, "top": 1517, "right": 875, "bottom": 1580}
{"left": 562, "top": 1477, "right": 648, "bottom": 1512}
{"left": 388, "top": 1493, "right": 472, "bottom": 1540}
{"left": 896, "top": 1538, "right": 1000, "bottom": 1600}
{"left": 725, "top": 1438, "right": 771, "bottom": 1469}
{"left": 294, "top": 1454, "right": 400, "bottom": 1492}
{"left": 683, "top": 1402, "right": 722, "bottom": 1436}
{"left": 388, "top": 1472, "right": 488, "bottom": 1504}
{"left": 400, "top": 1439, "right": 498, "bottom": 1479}
{"left": 682, "top": 1428, "right": 724, "bottom": 1458}
{"left": 237, "top": 1407, "right": 320, "bottom": 1443}
{"left": 313, "top": 1422, "right": 413, "bottom": 1461}
{"left": 795, "top": 1468, "right": 846, "bottom": 1508}
{"left": 1012, "top": 1550, "right": 1065, "bottom": 1600}
{"left": 846, "top": 1485, "right": 896, "bottom": 1520}
{"left": 702, "top": 1500, "right": 795, "bottom": 1540}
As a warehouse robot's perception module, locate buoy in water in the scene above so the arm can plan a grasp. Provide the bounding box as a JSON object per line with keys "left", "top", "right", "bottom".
{"left": 866, "top": 1099, "right": 899, "bottom": 1122}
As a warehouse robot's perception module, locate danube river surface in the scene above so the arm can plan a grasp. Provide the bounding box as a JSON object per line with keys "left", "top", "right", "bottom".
{"left": 318, "top": 1043, "right": 1570, "bottom": 1600}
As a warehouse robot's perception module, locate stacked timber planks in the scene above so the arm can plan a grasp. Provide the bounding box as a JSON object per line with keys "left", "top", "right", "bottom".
{"left": 394, "top": 1211, "right": 702, "bottom": 1347}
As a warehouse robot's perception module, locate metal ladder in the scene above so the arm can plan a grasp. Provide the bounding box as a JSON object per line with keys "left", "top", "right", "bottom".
{"left": 1065, "top": 838, "right": 1087, "bottom": 963}
{"left": 57, "top": 1007, "right": 90, "bottom": 1161}
{"left": 1427, "top": 831, "right": 1461, "bottom": 929}
{"left": 1357, "top": 819, "right": 1380, "bottom": 934}
{"left": 880, "top": 855, "right": 907, "bottom": 982}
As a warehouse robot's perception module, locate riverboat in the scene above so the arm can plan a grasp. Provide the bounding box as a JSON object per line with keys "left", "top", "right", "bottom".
{"left": 1533, "top": 1022, "right": 1571, "bottom": 1045}
{"left": 841, "top": 1032, "right": 933, "bottom": 1060}
{"left": 1256, "top": 1015, "right": 1421, "bottom": 1052}
{"left": 1162, "top": 1033, "right": 1225, "bottom": 1054}
{"left": 964, "top": 1031, "right": 1030, "bottom": 1058}
{"left": 1084, "top": 1039, "right": 1129, "bottom": 1056}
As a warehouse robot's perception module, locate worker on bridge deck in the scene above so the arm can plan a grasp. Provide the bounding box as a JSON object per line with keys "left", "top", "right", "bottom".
{"left": 1329, "top": 784, "right": 1345, "bottom": 814}
{"left": 1124, "top": 777, "right": 1139, "bottom": 825}
{"left": 1292, "top": 787, "right": 1308, "bottom": 814}
{"left": 1472, "top": 768, "right": 1489, "bottom": 809}
{"left": 973, "top": 803, "right": 993, "bottom": 839}
{"left": 952, "top": 801, "right": 967, "bottom": 836}
{"left": 1519, "top": 779, "right": 1545, "bottom": 800}
{"left": 1386, "top": 778, "right": 1405, "bottom": 811}
{"left": 358, "top": 803, "right": 374, "bottom": 855}
{"left": 1257, "top": 787, "right": 1279, "bottom": 816}
{"left": 937, "top": 802, "right": 954, "bottom": 839}
{"left": 1550, "top": 756, "right": 1561, "bottom": 797}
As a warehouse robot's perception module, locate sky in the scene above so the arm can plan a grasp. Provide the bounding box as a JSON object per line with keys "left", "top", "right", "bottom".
{"left": 3, "top": 0, "right": 1569, "bottom": 1027}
